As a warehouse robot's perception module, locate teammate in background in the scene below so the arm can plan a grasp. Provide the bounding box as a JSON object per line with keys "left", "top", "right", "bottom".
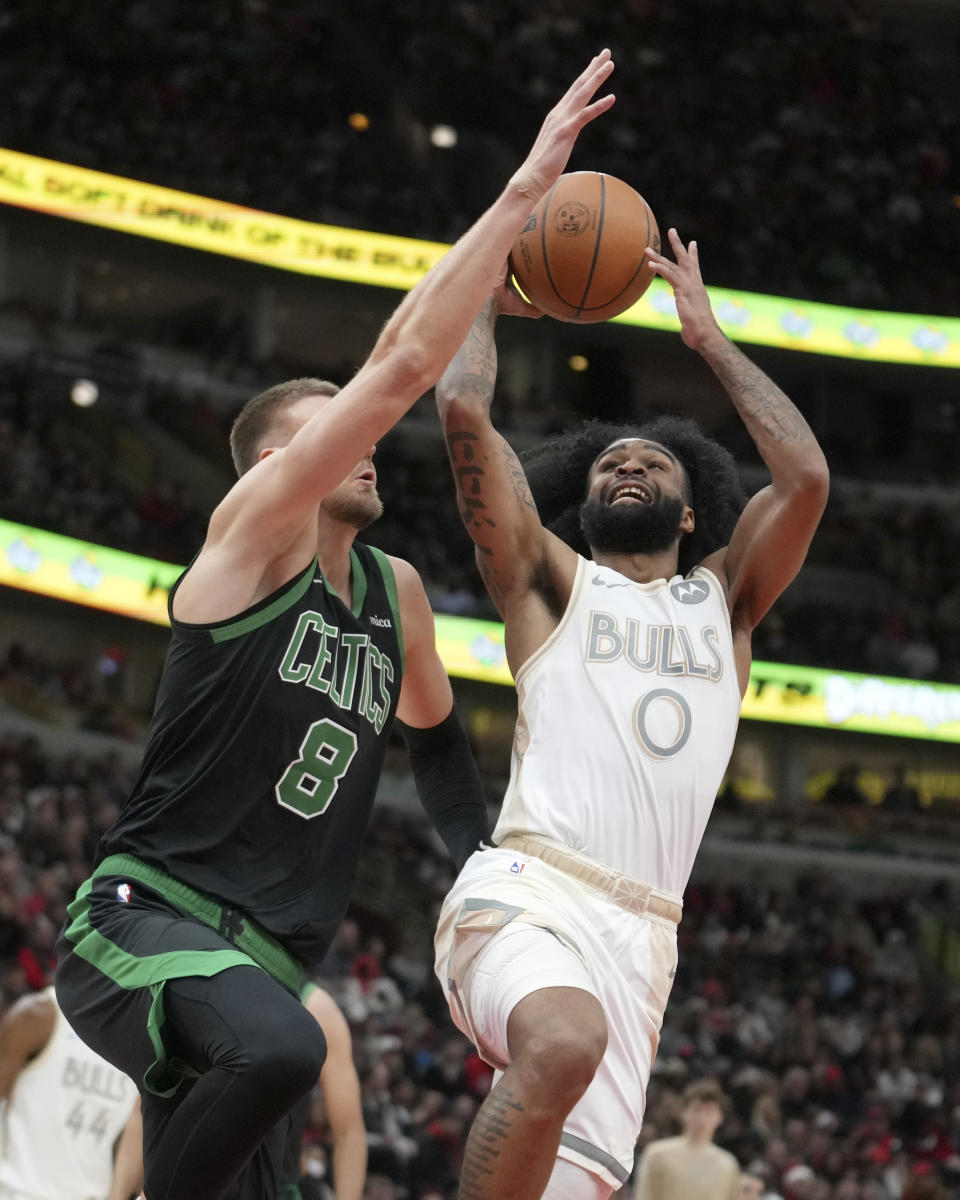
{"left": 281, "top": 984, "right": 367, "bottom": 1200}
{"left": 633, "top": 1080, "right": 739, "bottom": 1200}
{"left": 0, "top": 987, "right": 141, "bottom": 1200}
{"left": 54, "top": 49, "right": 618, "bottom": 1200}
{"left": 433, "top": 231, "right": 829, "bottom": 1200}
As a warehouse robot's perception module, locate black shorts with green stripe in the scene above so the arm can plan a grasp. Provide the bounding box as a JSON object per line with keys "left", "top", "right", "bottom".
{"left": 55, "top": 856, "right": 304, "bottom": 1098}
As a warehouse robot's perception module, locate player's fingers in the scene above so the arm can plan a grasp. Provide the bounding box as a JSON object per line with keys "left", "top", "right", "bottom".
{"left": 567, "top": 51, "right": 614, "bottom": 107}
{"left": 503, "top": 276, "right": 543, "bottom": 317}
{"left": 578, "top": 93, "right": 616, "bottom": 126}
{"left": 667, "top": 228, "right": 686, "bottom": 256}
{"left": 581, "top": 48, "right": 612, "bottom": 80}
{"left": 645, "top": 260, "right": 674, "bottom": 282}
{"left": 645, "top": 246, "right": 675, "bottom": 272}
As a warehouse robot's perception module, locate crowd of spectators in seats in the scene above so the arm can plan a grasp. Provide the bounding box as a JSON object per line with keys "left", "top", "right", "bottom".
{"left": 0, "top": 730, "right": 958, "bottom": 1197}
{"left": 0, "top": 366, "right": 209, "bottom": 564}
{"left": 0, "top": 639, "right": 144, "bottom": 740}
{"left": 0, "top": 0, "right": 956, "bottom": 316}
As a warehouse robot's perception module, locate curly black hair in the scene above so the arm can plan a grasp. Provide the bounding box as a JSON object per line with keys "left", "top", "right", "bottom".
{"left": 519, "top": 416, "right": 748, "bottom": 574}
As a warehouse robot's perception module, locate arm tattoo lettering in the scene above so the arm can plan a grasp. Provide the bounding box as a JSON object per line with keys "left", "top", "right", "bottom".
{"left": 708, "top": 339, "right": 812, "bottom": 444}
{"left": 446, "top": 429, "right": 504, "bottom": 604}
{"left": 447, "top": 432, "right": 497, "bottom": 533}
{"left": 440, "top": 318, "right": 498, "bottom": 411}
{"left": 501, "top": 443, "right": 537, "bottom": 513}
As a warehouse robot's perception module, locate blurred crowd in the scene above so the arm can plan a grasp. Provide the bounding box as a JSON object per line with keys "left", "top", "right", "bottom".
{"left": 0, "top": 639, "right": 141, "bottom": 740}
{"left": 0, "top": 366, "right": 208, "bottom": 565}
{"left": 0, "top": 727, "right": 957, "bottom": 1198}
{"left": 0, "top": 0, "right": 956, "bottom": 315}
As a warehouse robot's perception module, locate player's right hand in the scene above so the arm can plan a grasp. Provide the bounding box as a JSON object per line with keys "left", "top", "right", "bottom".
{"left": 512, "top": 50, "right": 616, "bottom": 202}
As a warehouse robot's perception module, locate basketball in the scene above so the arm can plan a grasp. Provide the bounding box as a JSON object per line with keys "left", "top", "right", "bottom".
{"left": 508, "top": 171, "right": 660, "bottom": 323}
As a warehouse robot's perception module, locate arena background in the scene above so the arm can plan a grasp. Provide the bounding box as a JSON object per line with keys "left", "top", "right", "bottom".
{"left": 1, "top": 2, "right": 959, "bottom": 1196}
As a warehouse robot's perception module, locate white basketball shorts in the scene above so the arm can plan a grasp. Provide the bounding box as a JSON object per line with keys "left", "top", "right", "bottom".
{"left": 434, "top": 845, "right": 678, "bottom": 1190}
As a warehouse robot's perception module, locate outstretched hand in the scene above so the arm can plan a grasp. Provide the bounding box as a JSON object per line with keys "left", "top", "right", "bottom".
{"left": 645, "top": 228, "right": 723, "bottom": 353}
{"left": 512, "top": 49, "right": 616, "bottom": 201}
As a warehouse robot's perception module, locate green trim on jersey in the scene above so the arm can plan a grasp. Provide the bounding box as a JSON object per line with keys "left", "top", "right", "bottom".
{"left": 342, "top": 545, "right": 368, "bottom": 617}
{"left": 208, "top": 559, "right": 317, "bottom": 644}
{"left": 368, "top": 546, "right": 405, "bottom": 668}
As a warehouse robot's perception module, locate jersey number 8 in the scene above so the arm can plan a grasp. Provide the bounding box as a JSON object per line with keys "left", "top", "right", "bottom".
{"left": 275, "top": 718, "right": 359, "bottom": 818}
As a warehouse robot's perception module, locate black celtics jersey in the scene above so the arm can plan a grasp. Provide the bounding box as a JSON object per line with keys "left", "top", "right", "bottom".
{"left": 99, "top": 542, "right": 404, "bottom": 966}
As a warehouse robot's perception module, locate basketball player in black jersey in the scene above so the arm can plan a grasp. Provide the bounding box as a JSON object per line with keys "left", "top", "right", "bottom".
{"left": 54, "top": 50, "right": 619, "bottom": 1200}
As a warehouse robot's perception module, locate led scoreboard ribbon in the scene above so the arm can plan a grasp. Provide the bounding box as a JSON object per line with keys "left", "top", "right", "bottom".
{"left": 1, "top": 147, "right": 958, "bottom": 367}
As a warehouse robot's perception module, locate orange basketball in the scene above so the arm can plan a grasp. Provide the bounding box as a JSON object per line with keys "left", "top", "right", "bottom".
{"left": 509, "top": 172, "right": 660, "bottom": 323}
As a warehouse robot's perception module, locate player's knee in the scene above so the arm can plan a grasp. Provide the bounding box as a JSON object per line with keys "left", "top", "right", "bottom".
{"left": 246, "top": 1009, "right": 326, "bottom": 1096}
{"left": 518, "top": 1016, "right": 607, "bottom": 1104}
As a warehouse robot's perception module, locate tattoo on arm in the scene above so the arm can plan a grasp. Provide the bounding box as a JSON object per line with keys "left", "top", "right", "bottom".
{"left": 440, "top": 315, "right": 498, "bottom": 411}
{"left": 707, "top": 339, "right": 813, "bottom": 444}
{"left": 447, "top": 432, "right": 497, "bottom": 534}
{"left": 446, "top": 430, "right": 503, "bottom": 605}
{"left": 501, "top": 443, "right": 536, "bottom": 512}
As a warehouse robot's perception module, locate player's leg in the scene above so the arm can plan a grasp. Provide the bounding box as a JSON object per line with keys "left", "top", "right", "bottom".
{"left": 141, "top": 965, "right": 325, "bottom": 1200}
{"left": 456, "top": 926, "right": 607, "bottom": 1200}
{"left": 542, "top": 1158, "right": 614, "bottom": 1200}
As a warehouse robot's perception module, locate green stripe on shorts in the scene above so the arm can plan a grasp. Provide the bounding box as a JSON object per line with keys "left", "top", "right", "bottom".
{"left": 64, "top": 877, "right": 261, "bottom": 1097}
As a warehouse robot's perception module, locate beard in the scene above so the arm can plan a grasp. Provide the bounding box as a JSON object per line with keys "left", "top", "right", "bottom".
{"left": 322, "top": 489, "right": 384, "bottom": 531}
{"left": 579, "top": 493, "right": 686, "bottom": 556}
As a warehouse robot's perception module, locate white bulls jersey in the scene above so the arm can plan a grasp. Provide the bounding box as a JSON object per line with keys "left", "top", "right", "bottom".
{"left": 0, "top": 989, "right": 137, "bottom": 1200}
{"left": 492, "top": 557, "right": 742, "bottom": 896}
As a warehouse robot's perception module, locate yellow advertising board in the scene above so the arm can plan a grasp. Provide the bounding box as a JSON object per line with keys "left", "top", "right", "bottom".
{"left": 1, "top": 147, "right": 959, "bottom": 368}
{"left": 0, "top": 147, "right": 449, "bottom": 291}
{"left": 0, "top": 518, "right": 179, "bottom": 625}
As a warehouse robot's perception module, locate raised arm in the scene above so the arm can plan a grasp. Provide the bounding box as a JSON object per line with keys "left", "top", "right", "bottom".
{"left": 647, "top": 231, "right": 829, "bottom": 640}
{"left": 435, "top": 284, "right": 578, "bottom": 667}
{"left": 205, "top": 52, "right": 617, "bottom": 557}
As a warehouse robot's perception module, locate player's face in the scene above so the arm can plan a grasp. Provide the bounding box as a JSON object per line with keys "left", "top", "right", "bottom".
{"left": 579, "top": 438, "right": 693, "bottom": 555}
{"left": 321, "top": 453, "right": 383, "bottom": 530}
{"left": 284, "top": 395, "right": 384, "bottom": 530}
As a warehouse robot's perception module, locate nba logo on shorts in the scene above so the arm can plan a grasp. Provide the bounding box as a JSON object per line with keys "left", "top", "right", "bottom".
{"left": 510, "top": 860, "right": 528, "bottom": 875}
{"left": 116, "top": 883, "right": 132, "bottom": 903}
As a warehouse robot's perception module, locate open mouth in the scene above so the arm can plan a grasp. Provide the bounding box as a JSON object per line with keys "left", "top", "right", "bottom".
{"left": 609, "top": 481, "right": 653, "bottom": 506}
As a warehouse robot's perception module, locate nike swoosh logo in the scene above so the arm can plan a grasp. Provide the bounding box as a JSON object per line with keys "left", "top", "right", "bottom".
{"left": 592, "top": 575, "right": 630, "bottom": 588}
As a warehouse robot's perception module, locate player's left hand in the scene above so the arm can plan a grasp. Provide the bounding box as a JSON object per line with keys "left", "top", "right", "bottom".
{"left": 494, "top": 262, "right": 543, "bottom": 319}
{"left": 646, "top": 228, "right": 723, "bottom": 352}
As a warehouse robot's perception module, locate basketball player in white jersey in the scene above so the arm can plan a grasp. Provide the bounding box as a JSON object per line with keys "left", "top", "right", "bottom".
{"left": 0, "top": 987, "right": 141, "bottom": 1200}
{"left": 432, "top": 229, "right": 829, "bottom": 1200}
